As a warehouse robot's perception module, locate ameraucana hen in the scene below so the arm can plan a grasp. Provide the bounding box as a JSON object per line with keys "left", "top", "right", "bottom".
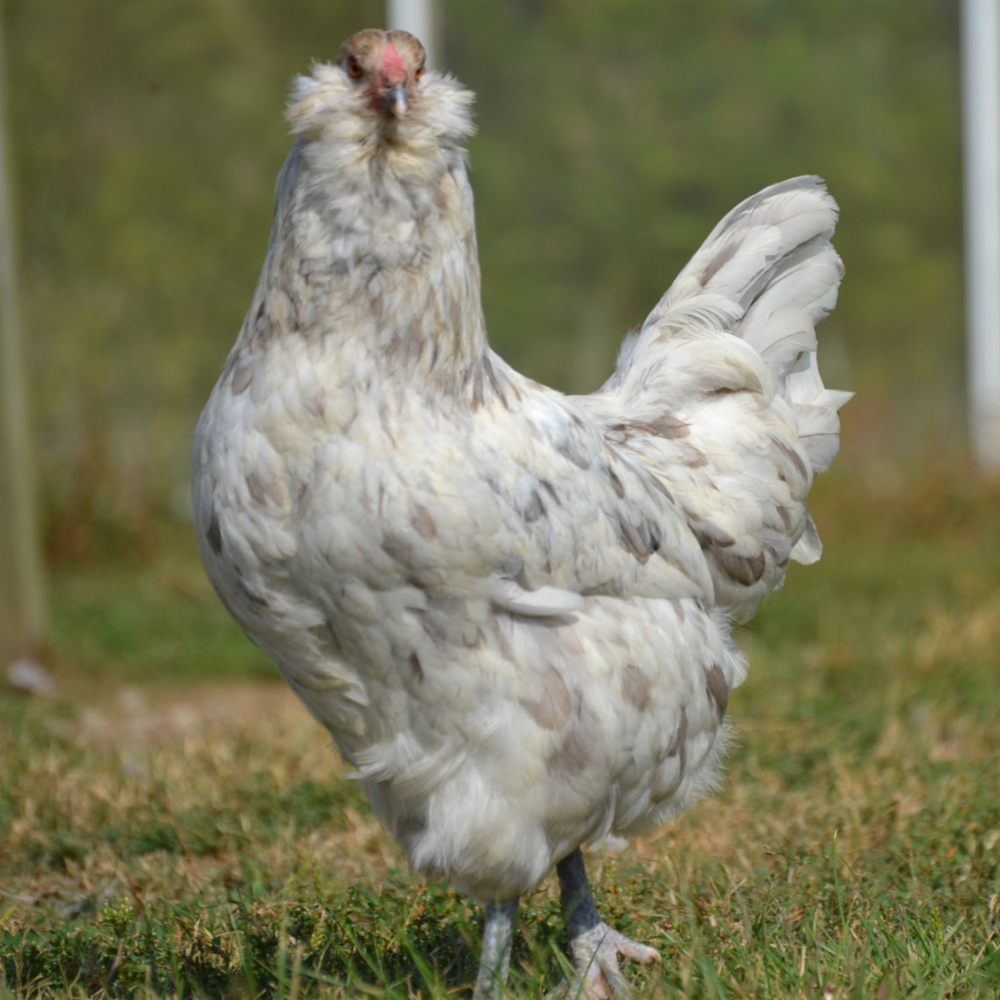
{"left": 192, "top": 28, "right": 850, "bottom": 998}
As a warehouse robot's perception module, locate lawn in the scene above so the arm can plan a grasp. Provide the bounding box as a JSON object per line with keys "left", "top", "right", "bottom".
{"left": 1, "top": 466, "right": 998, "bottom": 998}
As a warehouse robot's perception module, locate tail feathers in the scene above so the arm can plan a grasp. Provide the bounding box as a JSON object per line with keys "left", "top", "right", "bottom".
{"left": 652, "top": 176, "right": 839, "bottom": 322}
{"left": 588, "top": 176, "right": 851, "bottom": 601}
{"left": 636, "top": 175, "right": 851, "bottom": 480}
{"left": 785, "top": 356, "right": 853, "bottom": 475}
{"left": 727, "top": 185, "right": 850, "bottom": 482}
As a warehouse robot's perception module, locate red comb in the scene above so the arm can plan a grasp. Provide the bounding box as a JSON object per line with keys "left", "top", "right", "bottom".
{"left": 380, "top": 42, "right": 407, "bottom": 83}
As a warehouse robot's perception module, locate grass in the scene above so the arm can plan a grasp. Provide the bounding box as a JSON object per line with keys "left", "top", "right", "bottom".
{"left": 2, "top": 466, "right": 999, "bottom": 998}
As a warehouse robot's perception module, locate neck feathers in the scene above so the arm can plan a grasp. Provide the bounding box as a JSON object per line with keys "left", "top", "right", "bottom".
{"left": 239, "top": 65, "right": 488, "bottom": 393}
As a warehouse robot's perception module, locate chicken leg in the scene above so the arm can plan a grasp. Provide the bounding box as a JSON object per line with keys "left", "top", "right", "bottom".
{"left": 473, "top": 898, "right": 519, "bottom": 999}
{"left": 554, "top": 849, "right": 660, "bottom": 999}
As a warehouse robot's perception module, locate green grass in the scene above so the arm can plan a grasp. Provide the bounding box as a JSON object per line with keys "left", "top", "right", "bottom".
{"left": 2, "top": 468, "right": 999, "bottom": 998}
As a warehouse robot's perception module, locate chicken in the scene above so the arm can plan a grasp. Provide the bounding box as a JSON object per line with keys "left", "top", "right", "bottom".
{"left": 191, "top": 28, "right": 850, "bottom": 999}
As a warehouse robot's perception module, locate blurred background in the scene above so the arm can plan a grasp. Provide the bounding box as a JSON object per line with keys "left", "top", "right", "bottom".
{"left": 0, "top": 0, "right": 978, "bottom": 669}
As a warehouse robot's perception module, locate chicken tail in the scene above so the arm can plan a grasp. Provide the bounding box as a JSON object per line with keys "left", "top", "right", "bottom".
{"left": 586, "top": 176, "right": 850, "bottom": 611}
{"left": 664, "top": 176, "right": 852, "bottom": 562}
{"left": 646, "top": 176, "right": 849, "bottom": 452}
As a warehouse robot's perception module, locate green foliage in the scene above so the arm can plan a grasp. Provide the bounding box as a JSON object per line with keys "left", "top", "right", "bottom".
{"left": 454, "top": 0, "right": 960, "bottom": 405}
{"left": 46, "top": 548, "right": 274, "bottom": 684}
{"left": 4, "top": 0, "right": 962, "bottom": 531}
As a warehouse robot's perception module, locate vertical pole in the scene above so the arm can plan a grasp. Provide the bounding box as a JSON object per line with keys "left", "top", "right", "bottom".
{"left": 0, "top": 2, "right": 46, "bottom": 657}
{"left": 387, "top": 0, "right": 438, "bottom": 68}
{"left": 962, "top": 0, "right": 1000, "bottom": 472}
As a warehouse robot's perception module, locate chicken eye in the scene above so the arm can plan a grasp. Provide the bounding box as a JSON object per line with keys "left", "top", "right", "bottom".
{"left": 347, "top": 58, "right": 363, "bottom": 79}
{"left": 415, "top": 63, "right": 425, "bottom": 81}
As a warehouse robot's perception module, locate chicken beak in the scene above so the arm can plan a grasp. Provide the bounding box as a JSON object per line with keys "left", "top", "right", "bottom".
{"left": 384, "top": 85, "right": 409, "bottom": 119}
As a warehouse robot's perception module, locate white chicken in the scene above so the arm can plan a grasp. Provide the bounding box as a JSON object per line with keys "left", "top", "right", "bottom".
{"left": 192, "top": 28, "right": 850, "bottom": 999}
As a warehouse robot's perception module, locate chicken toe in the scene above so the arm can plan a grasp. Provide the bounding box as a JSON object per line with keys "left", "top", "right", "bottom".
{"left": 566, "top": 921, "right": 661, "bottom": 999}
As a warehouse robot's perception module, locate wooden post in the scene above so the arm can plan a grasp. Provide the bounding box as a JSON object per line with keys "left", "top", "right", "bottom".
{"left": 0, "top": 2, "right": 46, "bottom": 659}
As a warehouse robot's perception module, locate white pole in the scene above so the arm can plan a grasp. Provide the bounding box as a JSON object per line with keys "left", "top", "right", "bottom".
{"left": 387, "top": 0, "right": 437, "bottom": 68}
{"left": 962, "top": 0, "right": 1000, "bottom": 472}
{"left": 0, "top": 1, "right": 46, "bottom": 656}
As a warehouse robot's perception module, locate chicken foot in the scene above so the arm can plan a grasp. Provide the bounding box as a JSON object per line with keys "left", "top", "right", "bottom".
{"left": 552, "top": 848, "right": 660, "bottom": 999}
